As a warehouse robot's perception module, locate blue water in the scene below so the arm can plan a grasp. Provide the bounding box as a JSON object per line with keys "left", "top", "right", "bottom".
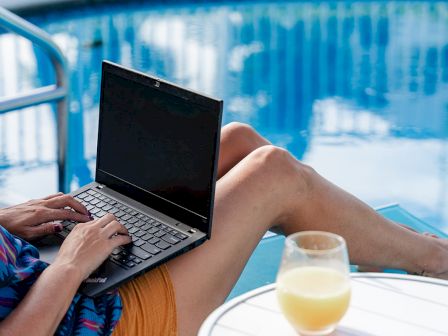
{"left": 0, "top": 1, "right": 447, "bottom": 231}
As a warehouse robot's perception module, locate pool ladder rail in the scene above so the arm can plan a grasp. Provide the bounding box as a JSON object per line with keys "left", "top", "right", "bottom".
{"left": 0, "top": 6, "right": 68, "bottom": 192}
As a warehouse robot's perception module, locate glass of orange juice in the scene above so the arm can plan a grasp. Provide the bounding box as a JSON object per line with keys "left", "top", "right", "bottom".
{"left": 276, "top": 231, "right": 351, "bottom": 335}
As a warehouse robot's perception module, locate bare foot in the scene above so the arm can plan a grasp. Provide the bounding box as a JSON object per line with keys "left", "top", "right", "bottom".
{"left": 358, "top": 228, "right": 448, "bottom": 280}
{"left": 420, "top": 236, "right": 448, "bottom": 280}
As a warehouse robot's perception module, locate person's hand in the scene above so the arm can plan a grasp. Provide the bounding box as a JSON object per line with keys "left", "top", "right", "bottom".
{"left": 0, "top": 193, "right": 92, "bottom": 241}
{"left": 53, "top": 214, "right": 131, "bottom": 280}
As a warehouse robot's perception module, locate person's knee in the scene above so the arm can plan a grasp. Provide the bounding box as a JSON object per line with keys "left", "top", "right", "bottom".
{"left": 250, "top": 145, "right": 315, "bottom": 194}
{"left": 222, "top": 122, "right": 257, "bottom": 144}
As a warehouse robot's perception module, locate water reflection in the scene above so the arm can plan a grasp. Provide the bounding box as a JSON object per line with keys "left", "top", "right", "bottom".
{"left": 0, "top": 1, "right": 447, "bottom": 229}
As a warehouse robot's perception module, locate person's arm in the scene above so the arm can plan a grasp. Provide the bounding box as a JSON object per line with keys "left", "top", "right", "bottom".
{"left": 0, "top": 214, "right": 131, "bottom": 336}
{"left": 0, "top": 263, "right": 83, "bottom": 335}
{"left": 0, "top": 193, "right": 92, "bottom": 241}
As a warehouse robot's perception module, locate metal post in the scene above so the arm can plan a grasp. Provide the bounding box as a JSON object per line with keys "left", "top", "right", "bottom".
{"left": 0, "top": 6, "right": 69, "bottom": 192}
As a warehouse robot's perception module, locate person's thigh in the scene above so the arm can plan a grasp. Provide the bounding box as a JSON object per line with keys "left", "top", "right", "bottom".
{"left": 166, "top": 145, "right": 308, "bottom": 336}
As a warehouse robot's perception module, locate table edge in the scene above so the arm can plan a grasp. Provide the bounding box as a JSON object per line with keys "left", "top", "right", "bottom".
{"left": 198, "top": 272, "right": 448, "bottom": 336}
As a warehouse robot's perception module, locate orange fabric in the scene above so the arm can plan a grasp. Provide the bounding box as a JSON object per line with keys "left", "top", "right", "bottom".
{"left": 112, "top": 265, "right": 177, "bottom": 336}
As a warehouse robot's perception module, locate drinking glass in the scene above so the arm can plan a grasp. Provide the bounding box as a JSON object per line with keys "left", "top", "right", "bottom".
{"left": 276, "top": 231, "right": 351, "bottom": 335}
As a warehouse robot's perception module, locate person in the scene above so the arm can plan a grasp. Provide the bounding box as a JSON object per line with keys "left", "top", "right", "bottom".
{"left": 0, "top": 122, "right": 447, "bottom": 336}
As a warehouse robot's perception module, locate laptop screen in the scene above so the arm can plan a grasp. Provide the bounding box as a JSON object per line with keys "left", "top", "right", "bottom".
{"left": 96, "top": 62, "right": 222, "bottom": 235}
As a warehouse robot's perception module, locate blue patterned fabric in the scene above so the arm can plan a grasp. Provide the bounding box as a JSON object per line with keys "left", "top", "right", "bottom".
{"left": 0, "top": 225, "right": 122, "bottom": 335}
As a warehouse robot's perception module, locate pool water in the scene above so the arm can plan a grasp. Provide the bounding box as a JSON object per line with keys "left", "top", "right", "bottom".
{"left": 0, "top": 1, "right": 447, "bottom": 232}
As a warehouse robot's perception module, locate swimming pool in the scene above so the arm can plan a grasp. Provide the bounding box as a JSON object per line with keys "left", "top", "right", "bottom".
{"left": 0, "top": 1, "right": 447, "bottom": 232}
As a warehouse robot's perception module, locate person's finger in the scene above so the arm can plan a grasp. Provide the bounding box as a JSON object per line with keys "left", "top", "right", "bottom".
{"left": 110, "top": 233, "right": 132, "bottom": 248}
{"left": 102, "top": 220, "right": 129, "bottom": 238}
{"left": 42, "top": 192, "right": 64, "bottom": 200}
{"left": 92, "top": 213, "right": 117, "bottom": 228}
{"left": 45, "top": 194, "right": 89, "bottom": 215}
{"left": 43, "top": 208, "right": 92, "bottom": 223}
{"left": 30, "top": 222, "right": 64, "bottom": 238}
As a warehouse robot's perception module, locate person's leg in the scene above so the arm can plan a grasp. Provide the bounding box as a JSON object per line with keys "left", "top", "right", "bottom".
{"left": 217, "top": 122, "right": 271, "bottom": 178}
{"left": 167, "top": 146, "right": 302, "bottom": 335}
{"left": 166, "top": 143, "right": 448, "bottom": 336}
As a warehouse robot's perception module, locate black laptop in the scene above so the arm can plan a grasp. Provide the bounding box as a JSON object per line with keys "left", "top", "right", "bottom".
{"left": 36, "top": 61, "right": 223, "bottom": 297}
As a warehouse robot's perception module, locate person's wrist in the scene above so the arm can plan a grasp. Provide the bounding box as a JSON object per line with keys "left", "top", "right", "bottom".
{"left": 49, "top": 260, "right": 85, "bottom": 284}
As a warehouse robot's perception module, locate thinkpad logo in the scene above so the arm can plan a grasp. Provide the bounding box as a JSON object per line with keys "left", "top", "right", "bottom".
{"left": 84, "top": 277, "right": 108, "bottom": 284}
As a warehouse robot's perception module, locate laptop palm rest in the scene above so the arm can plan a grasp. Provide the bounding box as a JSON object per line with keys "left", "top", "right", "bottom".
{"left": 34, "top": 235, "right": 63, "bottom": 264}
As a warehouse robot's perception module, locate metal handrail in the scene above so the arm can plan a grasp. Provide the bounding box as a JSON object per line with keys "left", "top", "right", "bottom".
{"left": 0, "top": 6, "right": 68, "bottom": 192}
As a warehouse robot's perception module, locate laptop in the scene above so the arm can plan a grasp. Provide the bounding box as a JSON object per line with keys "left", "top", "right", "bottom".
{"left": 36, "top": 61, "right": 223, "bottom": 297}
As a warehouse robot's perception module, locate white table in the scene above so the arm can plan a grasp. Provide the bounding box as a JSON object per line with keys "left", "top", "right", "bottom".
{"left": 199, "top": 273, "right": 448, "bottom": 336}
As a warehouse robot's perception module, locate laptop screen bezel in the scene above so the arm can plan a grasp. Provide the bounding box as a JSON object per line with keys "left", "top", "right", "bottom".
{"left": 95, "top": 61, "right": 222, "bottom": 238}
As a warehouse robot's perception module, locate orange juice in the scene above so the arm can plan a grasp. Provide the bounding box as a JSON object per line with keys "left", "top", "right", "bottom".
{"left": 277, "top": 266, "right": 351, "bottom": 334}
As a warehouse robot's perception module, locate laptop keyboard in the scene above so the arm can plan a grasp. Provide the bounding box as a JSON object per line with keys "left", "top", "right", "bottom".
{"left": 58, "top": 189, "right": 189, "bottom": 269}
